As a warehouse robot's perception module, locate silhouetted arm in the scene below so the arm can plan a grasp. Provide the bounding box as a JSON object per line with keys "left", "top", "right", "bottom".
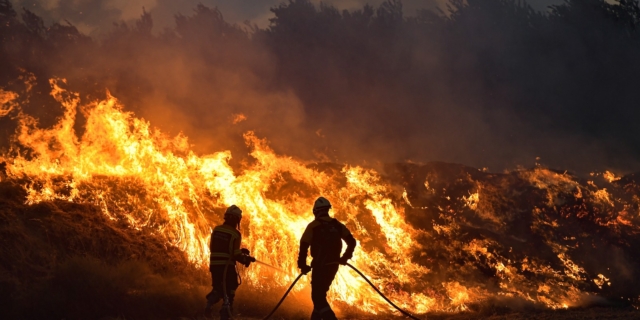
{"left": 341, "top": 225, "right": 356, "bottom": 260}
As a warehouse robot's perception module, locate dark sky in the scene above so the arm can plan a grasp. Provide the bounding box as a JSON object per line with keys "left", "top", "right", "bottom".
{"left": 12, "top": 0, "right": 563, "bottom": 36}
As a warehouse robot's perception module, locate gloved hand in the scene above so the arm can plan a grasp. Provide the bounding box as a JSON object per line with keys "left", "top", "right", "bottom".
{"left": 241, "top": 255, "right": 255, "bottom": 267}
{"left": 238, "top": 250, "right": 255, "bottom": 267}
{"left": 338, "top": 256, "right": 350, "bottom": 265}
{"left": 299, "top": 264, "right": 311, "bottom": 275}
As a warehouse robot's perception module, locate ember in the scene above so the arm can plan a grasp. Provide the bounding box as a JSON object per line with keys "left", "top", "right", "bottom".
{"left": 2, "top": 81, "right": 640, "bottom": 318}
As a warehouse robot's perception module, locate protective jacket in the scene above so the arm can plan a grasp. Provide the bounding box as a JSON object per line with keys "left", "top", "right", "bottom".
{"left": 206, "top": 222, "right": 253, "bottom": 320}
{"left": 297, "top": 215, "right": 357, "bottom": 268}
{"left": 210, "top": 224, "right": 244, "bottom": 266}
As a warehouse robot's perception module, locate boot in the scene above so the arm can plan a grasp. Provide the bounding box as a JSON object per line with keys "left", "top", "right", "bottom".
{"left": 220, "top": 300, "right": 233, "bottom": 320}
{"left": 311, "top": 306, "right": 337, "bottom": 320}
{"left": 205, "top": 304, "right": 215, "bottom": 318}
{"left": 204, "top": 291, "right": 221, "bottom": 318}
{"left": 322, "top": 310, "right": 338, "bottom": 320}
{"left": 311, "top": 310, "right": 322, "bottom": 320}
{"left": 220, "top": 308, "right": 233, "bottom": 320}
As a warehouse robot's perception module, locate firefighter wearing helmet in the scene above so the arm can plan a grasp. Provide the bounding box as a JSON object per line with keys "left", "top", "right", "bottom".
{"left": 298, "top": 197, "right": 357, "bottom": 320}
{"left": 205, "top": 205, "right": 255, "bottom": 319}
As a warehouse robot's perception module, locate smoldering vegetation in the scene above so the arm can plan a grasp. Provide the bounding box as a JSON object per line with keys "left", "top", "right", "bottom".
{"left": 5, "top": 161, "right": 640, "bottom": 319}
{"left": 3, "top": 0, "right": 640, "bottom": 319}
{"left": 0, "top": 179, "right": 206, "bottom": 319}
{"left": 1, "top": 0, "right": 640, "bottom": 173}
{"left": 386, "top": 162, "right": 640, "bottom": 306}
{"left": 0, "top": 179, "right": 312, "bottom": 320}
{"left": 282, "top": 162, "right": 640, "bottom": 316}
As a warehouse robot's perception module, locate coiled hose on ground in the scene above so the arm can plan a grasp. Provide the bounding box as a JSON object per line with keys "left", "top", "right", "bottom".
{"left": 263, "top": 262, "right": 422, "bottom": 320}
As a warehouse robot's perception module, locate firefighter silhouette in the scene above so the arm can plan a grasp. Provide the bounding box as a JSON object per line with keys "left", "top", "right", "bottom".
{"left": 205, "top": 205, "right": 255, "bottom": 319}
{"left": 298, "top": 197, "right": 357, "bottom": 320}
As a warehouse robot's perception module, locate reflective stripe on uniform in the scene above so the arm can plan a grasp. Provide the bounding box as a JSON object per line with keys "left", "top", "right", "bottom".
{"left": 210, "top": 224, "right": 242, "bottom": 265}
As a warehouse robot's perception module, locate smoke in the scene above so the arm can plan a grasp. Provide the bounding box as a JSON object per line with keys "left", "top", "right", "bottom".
{"left": 2, "top": 0, "right": 640, "bottom": 176}
{"left": 9, "top": 0, "right": 565, "bottom": 35}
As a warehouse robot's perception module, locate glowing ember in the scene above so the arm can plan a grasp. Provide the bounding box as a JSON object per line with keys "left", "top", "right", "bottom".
{"left": 2, "top": 80, "right": 640, "bottom": 316}
{"left": 232, "top": 113, "right": 247, "bottom": 124}
{"left": 0, "top": 89, "right": 17, "bottom": 117}
{"left": 0, "top": 80, "right": 433, "bottom": 314}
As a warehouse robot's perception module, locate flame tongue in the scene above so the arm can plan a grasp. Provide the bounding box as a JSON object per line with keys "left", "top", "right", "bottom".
{"left": 1, "top": 80, "right": 433, "bottom": 314}
{"left": 2, "top": 80, "right": 640, "bottom": 315}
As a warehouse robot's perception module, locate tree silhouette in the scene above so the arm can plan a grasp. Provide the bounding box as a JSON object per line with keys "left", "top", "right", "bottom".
{"left": 1, "top": 0, "right": 640, "bottom": 170}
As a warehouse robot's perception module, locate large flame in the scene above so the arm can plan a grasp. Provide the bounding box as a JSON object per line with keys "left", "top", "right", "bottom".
{"left": 1, "top": 80, "right": 638, "bottom": 315}
{"left": 0, "top": 80, "right": 433, "bottom": 314}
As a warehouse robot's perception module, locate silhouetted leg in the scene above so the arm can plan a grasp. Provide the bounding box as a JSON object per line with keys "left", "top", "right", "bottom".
{"left": 205, "top": 268, "right": 224, "bottom": 317}
{"left": 310, "top": 309, "right": 322, "bottom": 320}
{"left": 311, "top": 264, "right": 340, "bottom": 319}
{"left": 219, "top": 266, "right": 239, "bottom": 320}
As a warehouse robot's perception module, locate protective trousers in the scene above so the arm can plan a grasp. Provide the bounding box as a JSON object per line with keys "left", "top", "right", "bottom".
{"left": 205, "top": 265, "right": 239, "bottom": 319}
{"left": 310, "top": 263, "right": 339, "bottom": 320}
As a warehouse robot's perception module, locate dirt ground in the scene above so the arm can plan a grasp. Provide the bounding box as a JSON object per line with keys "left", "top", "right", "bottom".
{"left": 188, "top": 306, "right": 639, "bottom": 320}
{"left": 426, "top": 307, "right": 640, "bottom": 320}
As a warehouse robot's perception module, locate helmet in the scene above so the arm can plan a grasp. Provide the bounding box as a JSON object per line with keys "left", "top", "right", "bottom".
{"left": 313, "top": 197, "right": 332, "bottom": 214}
{"left": 225, "top": 205, "right": 243, "bottom": 220}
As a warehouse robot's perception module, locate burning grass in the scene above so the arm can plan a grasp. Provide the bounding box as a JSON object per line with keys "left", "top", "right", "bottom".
{"left": 0, "top": 180, "right": 206, "bottom": 319}
{"left": 2, "top": 81, "right": 640, "bottom": 319}
{"left": 0, "top": 180, "right": 313, "bottom": 320}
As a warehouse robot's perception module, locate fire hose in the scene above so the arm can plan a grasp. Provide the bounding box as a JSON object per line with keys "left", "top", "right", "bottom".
{"left": 221, "top": 257, "right": 232, "bottom": 318}
{"left": 263, "top": 262, "right": 422, "bottom": 320}
{"left": 221, "top": 250, "right": 257, "bottom": 318}
{"left": 262, "top": 272, "right": 305, "bottom": 320}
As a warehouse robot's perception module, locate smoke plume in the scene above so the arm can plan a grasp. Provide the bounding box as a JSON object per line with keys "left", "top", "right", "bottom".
{"left": 3, "top": 0, "right": 640, "bottom": 175}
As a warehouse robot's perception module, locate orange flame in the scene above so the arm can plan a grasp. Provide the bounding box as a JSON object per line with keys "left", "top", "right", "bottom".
{"left": 1, "top": 80, "right": 633, "bottom": 315}
{"left": 0, "top": 80, "right": 435, "bottom": 314}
